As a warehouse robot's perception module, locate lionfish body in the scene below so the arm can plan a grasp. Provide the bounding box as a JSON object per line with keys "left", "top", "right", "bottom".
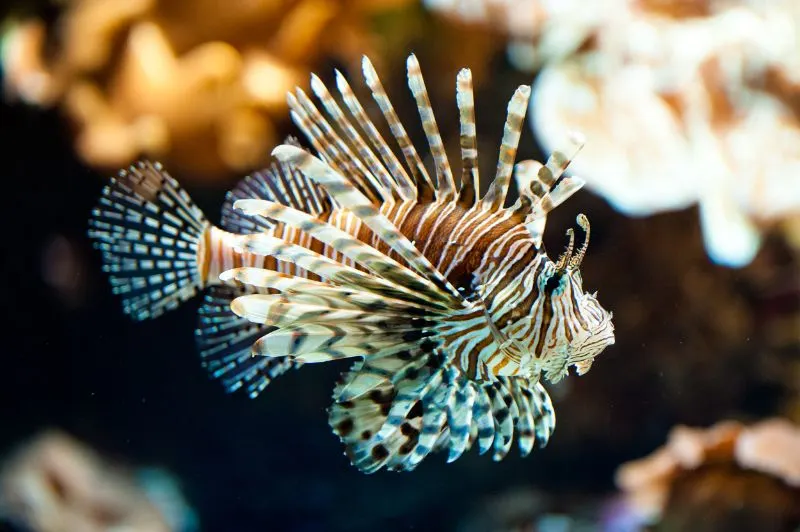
{"left": 89, "top": 54, "right": 614, "bottom": 473}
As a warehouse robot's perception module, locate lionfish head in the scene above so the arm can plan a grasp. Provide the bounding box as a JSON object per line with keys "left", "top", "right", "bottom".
{"left": 521, "top": 214, "right": 614, "bottom": 383}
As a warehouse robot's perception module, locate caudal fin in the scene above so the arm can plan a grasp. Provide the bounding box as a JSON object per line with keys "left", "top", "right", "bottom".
{"left": 88, "top": 161, "right": 210, "bottom": 320}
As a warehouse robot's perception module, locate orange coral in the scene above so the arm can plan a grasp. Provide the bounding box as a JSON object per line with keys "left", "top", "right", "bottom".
{"left": 736, "top": 419, "right": 800, "bottom": 487}
{"left": 2, "top": 0, "right": 414, "bottom": 181}
{"left": 616, "top": 419, "right": 800, "bottom": 529}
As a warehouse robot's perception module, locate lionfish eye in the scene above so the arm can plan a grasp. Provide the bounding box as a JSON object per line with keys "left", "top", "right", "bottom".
{"left": 543, "top": 270, "right": 563, "bottom": 295}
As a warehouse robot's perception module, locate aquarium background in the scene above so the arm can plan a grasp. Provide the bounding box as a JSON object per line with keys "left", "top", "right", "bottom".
{"left": 1, "top": 1, "right": 798, "bottom": 531}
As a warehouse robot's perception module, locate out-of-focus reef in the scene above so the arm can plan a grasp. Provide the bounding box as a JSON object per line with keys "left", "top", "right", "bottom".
{"left": 529, "top": 0, "right": 800, "bottom": 267}
{"left": 0, "top": 430, "right": 195, "bottom": 532}
{"left": 616, "top": 419, "right": 800, "bottom": 531}
{"left": 1, "top": 0, "right": 416, "bottom": 181}
{"left": 423, "top": 0, "right": 620, "bottom": 71}
{"left": 456, "top": 485, "right": 610, "bottom": 532}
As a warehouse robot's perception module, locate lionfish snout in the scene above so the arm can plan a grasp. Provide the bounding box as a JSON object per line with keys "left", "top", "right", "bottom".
{"left": 569, "top": 293, "right": 615, "bottom": 376}
{"left": 539, "top": 309, "right": 614, "bottom": 383}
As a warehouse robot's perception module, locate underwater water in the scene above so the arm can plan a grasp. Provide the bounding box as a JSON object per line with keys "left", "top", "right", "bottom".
{"left": 1, "top": 2, "right": 799, "bottom": 531}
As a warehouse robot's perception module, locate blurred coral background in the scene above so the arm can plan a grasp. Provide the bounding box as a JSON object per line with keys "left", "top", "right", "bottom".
{"left": 0, "top": 0, "right": 798, "bottom": 531}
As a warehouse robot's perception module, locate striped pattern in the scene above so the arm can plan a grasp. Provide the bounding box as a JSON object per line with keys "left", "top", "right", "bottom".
{"left": 88, "top": 54, "right": 615, "bottom": 474}
{"left": 406, "top": 55, "right": 456, "bottom": 200}
{"left": 456, "top": 68, "right": 479, "bottom": 207}
{"left": 482, "top": 86, "right": 531, "bottom": 210}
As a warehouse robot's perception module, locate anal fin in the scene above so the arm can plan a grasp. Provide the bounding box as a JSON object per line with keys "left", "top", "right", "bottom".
{"left": 197, "top": 286, "right": 299, "bottom": 398}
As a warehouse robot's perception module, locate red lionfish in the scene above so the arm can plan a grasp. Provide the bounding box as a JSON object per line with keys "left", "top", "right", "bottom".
{"left": 88, "top": 54, "right": 615, "bottom": 473}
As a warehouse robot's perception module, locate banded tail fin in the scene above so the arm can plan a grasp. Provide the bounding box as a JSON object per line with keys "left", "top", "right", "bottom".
{"left": 88, "top": 161, "right": 210, "bottom": 320}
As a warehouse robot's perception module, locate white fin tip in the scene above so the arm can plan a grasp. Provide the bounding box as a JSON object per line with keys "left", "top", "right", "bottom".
{"left": 567, "top": 130, "right": 586, "bottom": 147}
{"left": 271, "top": 144, "right": 305, "bottom": 163}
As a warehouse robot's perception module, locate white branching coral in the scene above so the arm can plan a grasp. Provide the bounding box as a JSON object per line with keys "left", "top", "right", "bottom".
{"left": 424, "top": 0, "right": 623, "bottom": 70}
{"left": 530, "top": 1, "right": 800, "bottom": 267}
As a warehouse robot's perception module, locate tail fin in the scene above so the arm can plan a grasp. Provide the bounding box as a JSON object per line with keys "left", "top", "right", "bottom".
{"left": 88, "top": 161, "right": 210, "bottom": 320}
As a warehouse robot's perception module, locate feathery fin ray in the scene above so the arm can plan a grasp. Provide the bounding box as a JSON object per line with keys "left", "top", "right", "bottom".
{"left": 271, "top": 144, "right": 463, "bottom": 302}
{"left": 197, "top": 285, "right": 299, "bottom": 399}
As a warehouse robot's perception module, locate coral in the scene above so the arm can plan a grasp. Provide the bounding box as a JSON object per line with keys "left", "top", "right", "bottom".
{"left": 530, "top": 0, "right": 800, "bottom": 267}
{"left": 1, "top": 0, "right": 414, "bottom": 181}
{"left": 736, "top": 419, "right": 800, "bottom": 487}
{"left": 0, "top": 431, "right": 171, "bottom": 532}
{"left": 616, "top": 419, "right": 800, "bottom": 531}
{"left": 423, "top": 0, "right": 623, "bottom": 70}
{"left": 428, "top": 0, "right": 800, "bottom": 266}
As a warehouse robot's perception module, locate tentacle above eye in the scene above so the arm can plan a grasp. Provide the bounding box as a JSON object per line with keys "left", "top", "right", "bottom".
{"left": 555, "top": 228, "right": 575, "bottom": 271}
{"left": 569, "top": 214, "right": 590, "bottom": 270}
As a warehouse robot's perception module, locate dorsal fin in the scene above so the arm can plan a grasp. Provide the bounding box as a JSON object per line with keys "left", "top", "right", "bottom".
{"left": 362, "top": 56, "right": 437, "bottom": 201}
{"left": 456, "top": 68, "right": 479, "bottom": 207}
{"left": 509, "top": 133, "right": 587, "bottom": 246}
{"left": 525, "top": 136, "right": 586, "bottom": 226}
{"left": 308, "top": 74, "right": 399, "bottom": 203}
{"left": 482, "top": 86, "right": 531, "bottom": 210}
{"left": 290, "top": 87, "right": 385, "bottom": 204}
{"left": 406, "top": 54, "right": 456, "bottom": 200}
{"left": 220, "top": 137, "right": 331, "bottom": 234}
{"left": 283, "top": 54, "right": 537, "bottom": 209}
{"left": 334, "top": 70, "right": 416, "bottom": 201}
